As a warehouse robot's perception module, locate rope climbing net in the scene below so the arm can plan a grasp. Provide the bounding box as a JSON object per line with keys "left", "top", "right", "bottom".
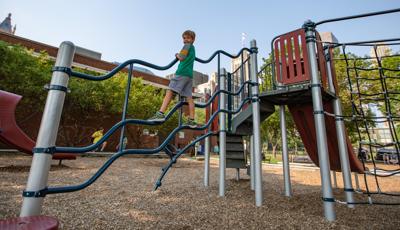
{"left": 325, "top": 39, "right": 400, "bottom": 205}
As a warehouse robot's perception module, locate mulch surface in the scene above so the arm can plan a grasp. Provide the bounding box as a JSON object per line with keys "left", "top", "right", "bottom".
{"left": 1, "top": 153, "right": 399, "bottom": 229}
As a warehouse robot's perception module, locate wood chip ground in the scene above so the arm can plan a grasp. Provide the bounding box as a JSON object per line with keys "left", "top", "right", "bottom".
{"left": 1, "top": 153, "right": 399, "bottom": 229}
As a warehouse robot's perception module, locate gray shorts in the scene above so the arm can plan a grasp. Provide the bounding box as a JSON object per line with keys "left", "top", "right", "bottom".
{"left": 169, "top": 75, "right": 193, "bottom": 97}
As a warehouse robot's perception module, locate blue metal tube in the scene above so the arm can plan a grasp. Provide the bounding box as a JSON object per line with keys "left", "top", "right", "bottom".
{"left": 153, "top": 131, "right": 217, "bottom": 190}
{"left": 240, "top": 53, "right": 245, "bottom": 107}
{"left": 46, "top": 98, "right": 252, "bottom": 194}
{"left": 118, "top": 64, "right": 133, "bottom": 152}
{"left": 227, "top": 73, "right": 232, "bottom": 132}
{"left": 70, "top": 48, "right": 253, "bottom": 81}
{"left": 55, "top": 83, "right": 255, "bottom": 153}
{"left": 217, "top": 53, "right": 221, "bottom": 87}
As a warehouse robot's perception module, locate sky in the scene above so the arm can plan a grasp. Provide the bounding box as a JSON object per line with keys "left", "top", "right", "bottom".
{"left": 1, "top": 0, "right": 400, "bottom": 76}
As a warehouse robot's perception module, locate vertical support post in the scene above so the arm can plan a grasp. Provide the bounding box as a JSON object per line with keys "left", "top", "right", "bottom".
{"left": 332, "top": 171, "right": 338, "bottom": 189}
{"left": 325, "top": 46, "right": 355, "bottom": 208}
{"left": 250, "top": 135, "right": 255, "bottom": 190}
{"left": 250, "top": 40, "right": 263, "bottom": 206}
{"left": 219, "top": 68, "right": 227, "bottom": 197}
{"left": 240, "top": 53, "right": 245, "bottom": 109}
{"left": 303, "top": 21, "right": 335, "bottom": 221}
{"left": 236, "top": 168, "right": 240, "bottom": 181}
{"left": 204, "top": 89, "right": 211, "bottom": 187}
{"left": 280, "top": 105, "right": 292, "bottom": 197}
{"left": 20, "top": 41, "right": 75, "bottom": 216}
{"left": 227, "top": 73, "right": 232, "bottom": 132}
{"left": 354, "top": 173, "right": 361, "bottom": 191}
{"left": 118, "top": 63, "right": 133, "bottom": 152}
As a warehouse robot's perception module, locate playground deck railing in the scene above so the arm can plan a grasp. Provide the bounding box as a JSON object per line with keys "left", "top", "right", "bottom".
{"left": 20, "top": 40, "right": 265, "bottom": 218}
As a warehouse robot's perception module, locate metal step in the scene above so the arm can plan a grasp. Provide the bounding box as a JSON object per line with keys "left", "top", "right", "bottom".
{"left": 226, "top": 143, "right": 244, "bottom": 152}
{"left": 226, "top": 135, "right": 243, "bottom": 143}
{"left": 227, "top": 158, "right": 247, "bottom": 168}
{"left": 226, "top": 151, "right": 245, "bottom": 160}
{"left": 218, "top": 134, "right": 247, "bottom": 168}
{"left": 231, "top": 100, "right": 275, "bottom": 135}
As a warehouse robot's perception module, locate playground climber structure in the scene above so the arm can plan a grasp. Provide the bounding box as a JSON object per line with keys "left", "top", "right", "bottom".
{"left": 1, "top": 7, "right": 399, "bottom": 227}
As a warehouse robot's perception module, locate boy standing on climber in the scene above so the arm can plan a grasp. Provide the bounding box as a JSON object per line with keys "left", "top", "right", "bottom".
{"left": 148, "top": 30, "right": 197, "bottom": 127}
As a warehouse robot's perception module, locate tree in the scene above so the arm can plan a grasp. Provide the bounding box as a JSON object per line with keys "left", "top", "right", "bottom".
{"left": 0, "top": 40, "right": 179, "bottom": 148}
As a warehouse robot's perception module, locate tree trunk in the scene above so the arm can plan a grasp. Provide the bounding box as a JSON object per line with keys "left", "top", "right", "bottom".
{"left": 272, "top": 144, "right": 278, "bottom": 159}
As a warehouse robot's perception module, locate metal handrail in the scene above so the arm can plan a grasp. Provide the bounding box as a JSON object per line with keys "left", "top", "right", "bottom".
{"left": 47, "top": 96, "right": 253, "bottom": 195}
{"left": 315, "top": 8, "right": 400, "bottom": 26}
{"left": 30, "top": 45, "right": 259, "bottom": 196}
{"left": 55, "top": 81, "right": 256, "bottom": 153}
{"left": 70, "top": 48, "right": 253, "bottom": 81}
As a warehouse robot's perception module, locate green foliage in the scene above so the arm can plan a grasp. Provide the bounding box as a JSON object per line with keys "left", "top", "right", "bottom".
{"left": 268, "top": 157, "right": 279, "bottom": 164}
{"left": 0, "top": 41, "right": 52, "bottom": 118}
{"left": 195, "top": 107, "right": 206, "bottom": 124}
{"left": 0, "top": 40, "right": 178, "bottom": 146}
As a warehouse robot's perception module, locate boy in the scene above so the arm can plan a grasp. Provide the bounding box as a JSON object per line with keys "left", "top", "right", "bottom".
{"left": 91, "top": 127, "right": 107, "bottom": 152}
{"left": 148, "top": 30, "right": 197, "bottom": 128}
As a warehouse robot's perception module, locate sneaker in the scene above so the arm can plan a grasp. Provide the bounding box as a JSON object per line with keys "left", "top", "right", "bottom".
{"left": 184, "top": 118, "right": 198, "bottom": 128}
{"left": 148, "top": 111, "right": 165, "bottom": 122}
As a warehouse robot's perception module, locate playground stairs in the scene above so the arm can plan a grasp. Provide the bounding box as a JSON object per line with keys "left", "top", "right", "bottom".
{"left": 224, "top": 134, "right": 247, "bottom": 169}
{"left": 231, "top": 100, "right": 275, "bottom": 135}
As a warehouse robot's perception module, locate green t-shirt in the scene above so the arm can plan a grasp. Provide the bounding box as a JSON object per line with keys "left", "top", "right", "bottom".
{"left": 175, "top": 43, "right": 195, "bottom": 78}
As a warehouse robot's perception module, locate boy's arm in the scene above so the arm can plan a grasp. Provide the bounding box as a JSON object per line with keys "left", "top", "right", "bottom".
{"left": 176, "top": 44, "right": 191, "bottom": 61}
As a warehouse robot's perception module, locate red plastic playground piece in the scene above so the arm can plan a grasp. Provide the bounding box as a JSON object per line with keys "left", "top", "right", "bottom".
{"left": 273, "top": 29, "right": 328, "bottom": 88}
{"left": 274, "top": 29, "right": 310, "bottom": 85}
{"left": 288, "top": 101, "right": 364, "bottom": 173}
{"left": 0, "top": 215, "right": 59, "bottom": 230}
{"left": 0, "top": 90, "right": 76, "bottom": 160}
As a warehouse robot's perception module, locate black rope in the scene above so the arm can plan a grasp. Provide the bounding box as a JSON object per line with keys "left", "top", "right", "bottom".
{"left": 315, "top": 8, "right": 400, "bottom": 26}
{"left": 342, "top": 45, "right": 375, "bottom": 199}
{"left": 340, "top": 42, "right": 400, "bottom": 205}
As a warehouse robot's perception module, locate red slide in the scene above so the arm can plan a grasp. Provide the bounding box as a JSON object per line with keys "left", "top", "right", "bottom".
{"left": 288, "top": 101, "right": 364, "bottom": 173}
{"left": 0, "top": 90, "right": 75, "bottom": 160}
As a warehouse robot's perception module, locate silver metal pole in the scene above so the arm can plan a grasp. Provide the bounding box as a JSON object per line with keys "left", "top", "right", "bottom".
{"left": 219, "top": 68, "right": 227, "bottom": 197}
{"left": 332, "top": 171, "right": 338, "bottom": 189}
{"left": 250, "top": 135, "right": 255, "bottom": 190}
{"left": 280, "top": 105, "right": 292, "bottom": 197}
{"left": 325, "top": 46, "right": 355, "bottom": 208}
{"left": 250, "top": 40, "right": 263, "bottom": 206}
{"left": 304, "top": 21, "right": 335, "bottom": 221}
{"left": 204, "top": 88, "right": 211, "bottom": 187}
{"left": 20, "top": 41, "right": 75, "bottom": 216}
{"left": 354, "top": 173, "right": 361, "bottom": 191}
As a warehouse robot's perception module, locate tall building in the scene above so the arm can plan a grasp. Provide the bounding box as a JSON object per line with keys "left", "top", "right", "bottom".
{"left": 370, "top": 44, "right": 392, "bottom": 59}
{"left": 165, "top": 70, "right": 208, "bottom": 87}
{"left": 0, "top": 13, "right": 16, "bottom": 34}
{"left": 319, "top": 32, "right": 339, "bottom": 43}
{"left": 368, "top": 103, "right": 393, "bottom": 145}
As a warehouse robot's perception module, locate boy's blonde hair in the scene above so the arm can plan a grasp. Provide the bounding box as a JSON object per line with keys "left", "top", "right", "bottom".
{"left": 182, "top": 30, "right": 196, "bottom": 40}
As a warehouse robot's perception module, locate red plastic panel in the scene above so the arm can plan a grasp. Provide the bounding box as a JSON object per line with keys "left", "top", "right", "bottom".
{"left": 0, "top": 215, "right": 59, "bottom": 230}
{"left": 0, "top": 90, "right": 76, "bottom": 160}
{"left": 274, "top": 29, "right": 310, "bottom": 85}
{"left": 288, "top": 101, "right": 364, "bottom": 173}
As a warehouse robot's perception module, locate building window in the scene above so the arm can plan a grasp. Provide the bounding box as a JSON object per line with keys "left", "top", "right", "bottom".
{"left": 179, "top": 131, "right": 185, "bottom": 139}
